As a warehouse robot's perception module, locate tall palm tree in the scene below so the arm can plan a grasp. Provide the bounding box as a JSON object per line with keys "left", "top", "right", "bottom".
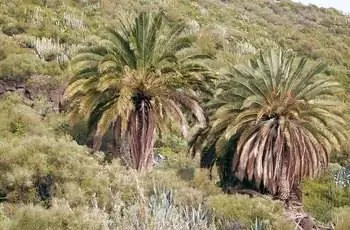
{"left": 192, "top": 48, "right": 348, "bottom": 202}
{"left": 64, "top": 11, "right": 212, "bottom": 170}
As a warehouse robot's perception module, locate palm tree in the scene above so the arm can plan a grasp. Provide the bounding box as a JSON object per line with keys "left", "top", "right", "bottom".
{"left": 192, "top": 48, "right": 348, "bottom": 203}
{"left": 64, "top": 11, "right": 212, "bottom": 170}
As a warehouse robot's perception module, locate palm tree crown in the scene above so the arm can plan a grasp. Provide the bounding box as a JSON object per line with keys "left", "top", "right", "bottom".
{"left": 196, "top": 48, "right": 348, "bottom": 200}
{"left": 64, "top": 11, "right": 211, "bottom": 170}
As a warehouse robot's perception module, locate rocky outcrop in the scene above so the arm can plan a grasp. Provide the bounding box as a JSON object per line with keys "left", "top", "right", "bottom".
{"left": 0, "top": 78, "right": 64, "bottom": 113}
{"left": 0, "top": 80, "right": 32, "bottom": 99}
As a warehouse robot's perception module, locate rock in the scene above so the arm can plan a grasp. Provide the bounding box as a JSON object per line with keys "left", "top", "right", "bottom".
{"left": 3, "top": 81, "right": 16, "bottom": 91}
{"left": 24, "top": 89, "right": 33, "bottom": 100}
{"left": 0, "top": 84, "right": 5, "bottom": 94}
{"left": 0, "top": 79, "right": 64, "bottom": 113}
{"left": 16, "top": 82, "right": 25, "bottom": 89}
{"left": 187, "top": 20, "right": 200, "bottom": 34}
{"left": 16, "top": 88, "right": 26, "bottom": 96}
{"left": 299, "top": 215, "right": 315, "bottom": 230}
{"left": 153, "top": 153, "right": 167, "bottom": 166}
{"left": 199, "top": 7, "right": 209, "bottom": 16}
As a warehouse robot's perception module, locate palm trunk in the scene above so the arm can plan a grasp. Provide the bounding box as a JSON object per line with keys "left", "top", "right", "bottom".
{"left": 128, "top": 100, "right": 156, "bottom": 171}
{"left": 278, "top": 158, "right": 291, "bottom": 201}
{"left": 289, "top": 182, "right": 303, "bottom": 207}
{"left": 112, "top": 117, "right": 122, "bottom": 158}
{"left": 93, "top": 133, "right": 102, "bottom": 153}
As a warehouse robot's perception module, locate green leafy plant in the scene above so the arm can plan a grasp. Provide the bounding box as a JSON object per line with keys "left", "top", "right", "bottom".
{"left": 206, "top": 194, "right": 294, "bottom": 229}
{"left": 303, "top": 171, "right": 350, "bottom": 222}
{"left": 0, "top": 53, "right": 45, "bottom": 81}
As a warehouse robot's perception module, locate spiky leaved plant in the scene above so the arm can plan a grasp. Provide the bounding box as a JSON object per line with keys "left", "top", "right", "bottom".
{"left": 192, "top": 48, "right": 348, "bottom": 202}
{"left": 64, "top": 11, "right": 212, "bottom": 170}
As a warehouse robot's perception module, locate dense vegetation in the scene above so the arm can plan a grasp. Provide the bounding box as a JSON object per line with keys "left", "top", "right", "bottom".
{"left": 0, "top": 0, "right": 350, "bottom": 229}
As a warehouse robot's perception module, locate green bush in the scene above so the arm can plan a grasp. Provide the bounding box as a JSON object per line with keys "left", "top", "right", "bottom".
{"left": 4, "top": 204, "right": 109, "bottom": 230}
{"left": 190, "top": 169, "right": 221, "bottom": 196}
{"left": 0, "top": 204, "right": 9, "bottom": 229}
{"left": 155, "top": 133, "right": 187, "bottom": 154}
{"left": 46, "top": 114, "right": 72, "bottom": 137}
{"left": 2, "top": 23, "right": 25, "bottom": 36}
{"left": 2, "top": 189, "right": 217, "bottom": 230}
{"left": 303, "top": 173, "right": 350, "bottom": 222}
{"left": 146, "top": 170, "right": 188, "bottom": 193}
{"left": 205, "top": 194, "right": 294, "bottom": 229}
{"left": 0, "top": 132, "right": 141, "bottom": 209}
{"left": 0, "top": 34, "right": 23, "bottom": 60}
{"left": 0, "top": 53, "right": 44, "bottom": 81}
{"left": 144, "top": 169, "right": 212, "bottom": 207}
{"left": 107, "top": 190, "right": 216, "bottom": 230}
{"left": 0, "top": 97, "right": 120, "bottom": 207}
{"left": 69, "top": 119, "right": 91, "bottom": 145}
{"left": 0, "top": 136, "right": 97, "bottom": 203}
{"left": 333, "top": 206, "right": 350, "bottom": 230}
{"left": 0, "top": 93, "right": 47, "bottom": 138}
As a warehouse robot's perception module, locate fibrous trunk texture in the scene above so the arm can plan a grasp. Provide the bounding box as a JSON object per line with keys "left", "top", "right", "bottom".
{"left": 128, "top": 99, "right": 156, "bottom": 170}
{"left": 232, "top": 119, "right": 327, "bottom": 201}
{"left": 112, "top": 117, "right": 122, "bottom": 158}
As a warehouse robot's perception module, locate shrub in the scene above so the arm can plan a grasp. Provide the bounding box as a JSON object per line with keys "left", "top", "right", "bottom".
{"left": 68, "top": 119, "right": 91, "bottom": 145}
{"left": 0, "top": 93, "right": 47, "bottom": 137}
{"left": 0, "top": 96, "right": 120, "bottom": 207}
{"left": 0, "top": 136, "right": 98, "bottom": 203}
{"left": 303, "top": 172, "right": 350, "bottom": 222}
{"left": 0, "top": 53, "right": 44, "bottom": 81}
{"left": 161, "top": 152, "right": 198, "bottom": 170}
{"left": 2, "top": 189, "right": 217, "bottom": 230}
{"left": 0, "top": 34, "right": 23, "bottom": 60}
{"left": 155, "top": 134, "right": 187, "bottom": 153}
{"left": 172, "top": 186, "right": 205, "bottom": 208}
{"left": 0, "top": 204, "right": 9, "bottom": 229}
{"left": 144, "top": 169, "right": 208, "bottom": 207}
{"left": 333, "top": 206, "right": 350, "bottom": 230}
{"left": 103, "top": 162, "right": 141, "bottom": 205}
{"left": 0, "top": 132, "right": 141, "bottom": 209}
{"left": 108, "top": 189, "right": 217, "bottom": 230}
{"left": 45, "top": 114, "right": 72, "bottom": 137}
{"left": 146, "top": 170, "right": 188, "bottom": 193}
{"left": 303, "top": 180, "right": 334, "bottom": 222}
{"left": 4, "top": 204, "right": 109, "bottom": 230}
{"left": 190, "top": 169, "right": 221, "bottom": 196}
{"left": 205, "top": 194, "right": 294, "bottom": 229}
{"left": 2, "top": 23, "right": 25, "bottom": 36}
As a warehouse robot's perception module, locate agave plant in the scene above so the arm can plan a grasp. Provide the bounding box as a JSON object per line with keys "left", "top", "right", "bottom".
{"left": 335, "top": 166, "right": 350, "bottom": 187}
{"left": 64, "top": 11, "right": 212, "bottom": 170}
{"left": 192, "top": 48, "right": 348, "bottom": 201}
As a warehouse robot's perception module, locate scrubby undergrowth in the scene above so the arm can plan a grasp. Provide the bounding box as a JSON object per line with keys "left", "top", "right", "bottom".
{"left": 0, "top": 0, "right": 350, "bottom": 228}
{"left": 0, "top": 94, "right": 296, "bottom": 229}
{"left": 0, "top": 93, "right": 348, "bottom": 229}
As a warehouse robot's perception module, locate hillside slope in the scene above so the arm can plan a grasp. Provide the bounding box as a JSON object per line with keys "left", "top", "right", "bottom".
{"left": 1, "top": 0, "right": 350, "bottom": 77}
{"left": 0, "top": 1, "right": 350, "bottom": 229}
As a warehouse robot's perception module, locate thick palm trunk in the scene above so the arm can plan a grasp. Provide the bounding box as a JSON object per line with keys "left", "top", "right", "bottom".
{"left": 277, "top": 156, "right": 291, "bottom": 201}
{"left": 289, "top": 182, "right": 303, "bottom": 207}
{"left": 112, "top": 117, "right": 122, "bottom": 158}
{"left": 128, "top": 100, "right": 156, "bottom": 170}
